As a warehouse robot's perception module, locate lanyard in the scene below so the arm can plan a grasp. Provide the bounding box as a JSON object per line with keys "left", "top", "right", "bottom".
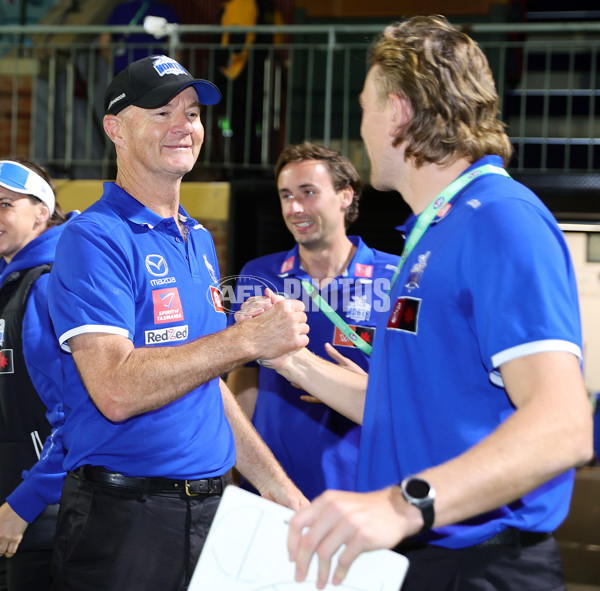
{"left": 388, "top": 163, "right": 510, "bottom": 291}
{"left": 300, "top": 278, "right": 374, "bottom": 355}
{"left": 300, "top": 163, "right": 510, "bottom": 356}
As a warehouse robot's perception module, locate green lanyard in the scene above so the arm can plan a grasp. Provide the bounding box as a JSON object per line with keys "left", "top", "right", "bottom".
{"left": 300, "top": 163, "right": 510, "bottom": 357}
{"left": 300, "top": 279, "right": 374, "bottom": 355}
{"left": 388, "top": 163, "right": 510, "bottom": 291}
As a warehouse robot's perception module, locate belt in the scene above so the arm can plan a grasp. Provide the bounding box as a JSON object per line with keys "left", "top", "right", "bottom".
{"left": 476, "top": 527, "right": 553, "bottom": 547}
{"left": 74, "top": 465, "right": 226, "bottom": 497}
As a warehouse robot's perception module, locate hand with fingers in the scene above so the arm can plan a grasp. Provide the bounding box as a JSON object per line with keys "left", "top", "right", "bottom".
{"left": 287, "top": 487, "right": 414, "bottom": 589}
{"left": 237, "top": 288, "right": 309, "bottom": 363}
{"left": 0, "top": 502, "right": 28, "bottom": 559}
{"left": 235, "top": 288, "right": 310, "bottom": 367}
{"left": 234, "top": 288, "right": 281, "bottom": 323}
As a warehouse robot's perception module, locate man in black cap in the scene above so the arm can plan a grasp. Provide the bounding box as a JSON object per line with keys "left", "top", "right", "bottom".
{"left": 46, "top": 55, "right": 309, "bottom": 591}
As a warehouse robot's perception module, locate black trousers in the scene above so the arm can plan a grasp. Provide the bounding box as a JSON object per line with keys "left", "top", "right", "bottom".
{"left": 51, "top": 472, "right": 222, "bottom": 591}
{"left": 0, "top": 503, "right": 58, "bottom": 591}
{"left": 399, "top": 536, "right": 566, "bottom": 591}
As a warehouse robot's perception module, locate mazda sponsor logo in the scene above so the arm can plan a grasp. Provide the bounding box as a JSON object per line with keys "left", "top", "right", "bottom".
{"left": 145, "top": 254, "right": 169, "bottom": 277}
{"left": 150, "top": 276, "right": 176, "bottom": 286}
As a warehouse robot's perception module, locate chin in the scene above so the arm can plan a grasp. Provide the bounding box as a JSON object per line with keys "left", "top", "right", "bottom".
{"left": 166, "top": 154, "right": 197, "bottom": 173}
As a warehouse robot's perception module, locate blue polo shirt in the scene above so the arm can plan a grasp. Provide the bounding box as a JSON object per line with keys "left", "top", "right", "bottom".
{"left": 358, "top": 156, "right": 583, "bottom": 548}
{"left": 228, "top": 237, "right": 399, "bottom": 499}
{"left": 48, "top": 182, "right": 235, "bottom": 479}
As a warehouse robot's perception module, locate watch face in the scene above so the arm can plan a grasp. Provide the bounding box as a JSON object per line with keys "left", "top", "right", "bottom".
{"left": 405, "top": 478, "right": 430, "bottom": 500}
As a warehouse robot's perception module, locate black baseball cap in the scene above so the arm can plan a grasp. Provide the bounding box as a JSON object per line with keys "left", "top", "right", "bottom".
{"left": 104, "top": 55, "right": 221, "bottom": 115}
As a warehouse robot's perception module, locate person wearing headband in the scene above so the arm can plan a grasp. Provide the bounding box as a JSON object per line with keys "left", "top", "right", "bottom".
{"left": 0, "top": 159, "right": 76, "bottom": 591}
{"left": 47, "top": 55, "right": 309, "bottom": 591}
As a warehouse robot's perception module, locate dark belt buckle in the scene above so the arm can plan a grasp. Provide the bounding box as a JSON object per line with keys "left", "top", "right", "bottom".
{"left": 185, "top": 478, "right": 222, "bottom": 496}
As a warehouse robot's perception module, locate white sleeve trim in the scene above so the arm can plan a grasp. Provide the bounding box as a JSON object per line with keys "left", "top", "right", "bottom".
{"left": 59, "top": 325, "right": 130, "bottom": 353}
{"left": 489, "top": 339, "right": 583, "bottom": 387}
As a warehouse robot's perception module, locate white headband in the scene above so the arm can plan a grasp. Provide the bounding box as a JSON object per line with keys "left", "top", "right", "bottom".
{"left": 0, "top": 160, "right": 55, "bottom": 215}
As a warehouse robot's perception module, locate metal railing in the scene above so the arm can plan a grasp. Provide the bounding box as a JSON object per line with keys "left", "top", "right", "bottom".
{"left": 1, "top": 21, "right": 600, "bottom": 181}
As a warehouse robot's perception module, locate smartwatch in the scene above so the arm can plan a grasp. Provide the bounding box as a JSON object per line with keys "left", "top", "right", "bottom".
{"left": 400, "top": 476, "right": 436, "bottom": 534}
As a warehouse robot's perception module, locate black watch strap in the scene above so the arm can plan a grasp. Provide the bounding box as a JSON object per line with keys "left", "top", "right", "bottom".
{"left": 419, "top": 502, "right": 435, "bottom": 533}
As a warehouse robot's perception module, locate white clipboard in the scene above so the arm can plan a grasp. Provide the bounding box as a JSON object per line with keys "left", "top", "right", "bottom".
{"left": 190, "top": 485, "right": 409, "bottom": 590}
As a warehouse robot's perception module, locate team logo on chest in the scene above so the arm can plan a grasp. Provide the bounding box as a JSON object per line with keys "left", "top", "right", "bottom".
{"left": 346, "top": 294, "right": 372, "bottom": 322}
{"left": 203, "top": 254, "right": 219, "bottom": 284}
{"left": 152, "top": 287, "right": 184, "bottom": 323}
{"left": 405, "top": 251, "right": 430, "bottom": 292}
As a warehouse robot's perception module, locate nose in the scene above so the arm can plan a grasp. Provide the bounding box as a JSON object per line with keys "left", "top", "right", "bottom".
{"left": 173, "top": 112, "right": 196, "bottom": 134}
{"left": 285, "top": 197, "right": 304, "bottom": 215}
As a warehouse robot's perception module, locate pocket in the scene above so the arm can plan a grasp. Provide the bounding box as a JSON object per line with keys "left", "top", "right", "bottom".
{"left": 53, "top": 474, "right": 95, "bottom": 565}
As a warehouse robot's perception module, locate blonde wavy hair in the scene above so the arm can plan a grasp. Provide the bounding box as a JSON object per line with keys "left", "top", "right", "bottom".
{"left": 369, "top": 15, "right": 513, "bottom": 168}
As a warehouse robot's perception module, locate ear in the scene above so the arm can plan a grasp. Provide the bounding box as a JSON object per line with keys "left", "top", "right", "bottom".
{"left": 35, "top": 202, "right": 51, "bottom": 227}
{"left": 388, "top": 94, "right": 412, "bottom": 133}
{"left": 339, "top": 186, "right": 354, "bottom": 209}
{"left": 103, "top": 114, "right": 126, "bottom": 147}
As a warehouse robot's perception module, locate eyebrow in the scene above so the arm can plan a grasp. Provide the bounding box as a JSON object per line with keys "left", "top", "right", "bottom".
{"left": 278, "top": 182, "right": 317, "bottom": 194}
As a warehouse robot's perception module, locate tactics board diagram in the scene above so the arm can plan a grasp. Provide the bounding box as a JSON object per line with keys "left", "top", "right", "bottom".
{"left": 189, "top": 485, "right": 409, "bottom": 590}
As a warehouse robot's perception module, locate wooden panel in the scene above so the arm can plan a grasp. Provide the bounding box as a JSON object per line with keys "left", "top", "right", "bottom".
{"left": 54, "top": 181, "right": 230, "bottom": 222}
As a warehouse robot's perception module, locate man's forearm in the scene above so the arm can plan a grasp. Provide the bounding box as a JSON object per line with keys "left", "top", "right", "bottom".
{"left": 71, "top": 298, "right": 308, "bottom": 422}
{"left": 219, "top": 380, "right": 307, "bottom": 510}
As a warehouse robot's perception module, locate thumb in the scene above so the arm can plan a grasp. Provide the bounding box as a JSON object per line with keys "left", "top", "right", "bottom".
{"left": 264, "top": 287, "right": 285, "bottom": 304}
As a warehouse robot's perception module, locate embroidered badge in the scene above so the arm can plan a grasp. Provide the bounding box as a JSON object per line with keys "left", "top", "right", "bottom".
{"left": 355, "top": 263, "right": 373, "bottom": 278}
{"left": 346, "top": 295, "right": 372, "bottom": 322}
{"left": 280, "top": 256, "right": 295, "bottom": 274}
{"left": 333, "top": 325, "right": 375, "bottom": 348}
{"left": 405, "top": 251, "right": 430, "bottom": 292}
{"left": 203, "top": 254, "right": 219, "bottom": 284}
{"left": 0, "top": 349, "right": 14, "bottom": 374}
{"left": 152, "top": 55, "right": 187, "bottom": 77}
{"left": 210, "top": 286, "right": 225, "bottom": 313}
{"left": 387, "top": 297, "right": 421, "bottom": 334}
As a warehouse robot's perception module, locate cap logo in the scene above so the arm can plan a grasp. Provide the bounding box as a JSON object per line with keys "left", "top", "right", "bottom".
{"left": 152, "top": 55, "right": 187, "bottom": 77}
{"left": 108, "top": 92, "right": 126, "bottom": 111}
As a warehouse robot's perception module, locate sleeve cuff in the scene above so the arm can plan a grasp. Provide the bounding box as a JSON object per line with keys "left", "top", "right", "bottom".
{"left": 6, "top": 482, "right": 49, "bottom": 524}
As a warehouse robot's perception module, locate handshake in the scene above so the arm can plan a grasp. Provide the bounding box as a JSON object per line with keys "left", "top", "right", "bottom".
{"left": 233, "top": 288, "right": 309, "bottom": 369}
